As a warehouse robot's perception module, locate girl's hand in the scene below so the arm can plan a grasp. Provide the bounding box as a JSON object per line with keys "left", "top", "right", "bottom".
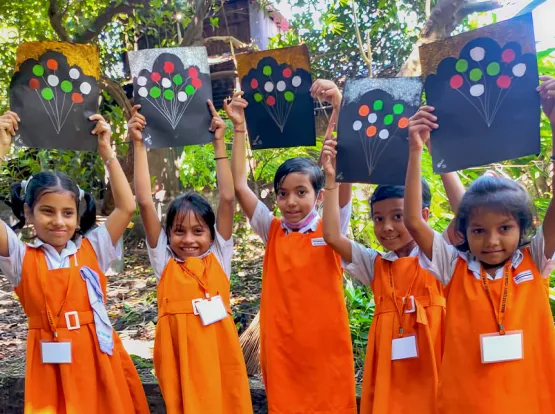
{"left": 128, "top": 105, "right": 146, "bottom": 143}
{"left": 311, "top": 79, "right": 342, "bottom": 109}
{"left": 321, "top": 138, "right": 338, "bottom": 178}
{"left": 538, "top": 75, "right": 555, "bottom": 125}
{"left": 224, "top": 91, "right": 248, "bottom": 126}
{"left": 408, "top": 106, "right": 438, "bottom": 151}
{"left": 0, "top": 111, "right": 19, "bottom": 148}
{"left": 208, "top": 100, "right": 226, "bottom": 142}
{"left": 90, "top": 114, "right": 112, "bottom": 158}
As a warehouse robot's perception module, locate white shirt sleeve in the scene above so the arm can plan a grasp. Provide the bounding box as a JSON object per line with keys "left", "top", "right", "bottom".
{"left": 339, "top": 201, "right": 352, "bottom": 236}
{"left": 249, "top": 201, "right": 274, "bottom": 245}
{"left": 0, "top": 222, "right": 25, "bottom": 287}
{"left": 529, "top": 227, "right": 555, "bottom": 278}
{"left": 418, "top": 230, "right": 459, "bottom": 286}
{"left": 85, "top": 225, "right": 123, "bottom": 275}
{"left": 147, "top": 230, "right": 172, "bottom": 281}
{"left": 210, "top": 230, "right": 234, "bottom": 279}
{"left": 342, "top": 240, "right": 378, "bottom": 286}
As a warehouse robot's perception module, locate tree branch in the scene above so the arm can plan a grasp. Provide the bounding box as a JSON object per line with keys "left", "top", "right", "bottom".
{"left": 48, "top": 0, "right": 70, "bottom": 41}
{"left": 181, "top": 0, "right": 212, "bottom": 46}
{"left": 210, "top": 70, "right": 237, "bottom": 80}
{"left": 204, "top": 36, "right": 250, "bottom": 49}
{"left": 455, "top": 1, "right": 503, "bottom": 26}
{"left": 516, "top": 0, "right": 547, "bottom": 16}
{"left": 99, "top": 77, "right": 133, "bottom": 121}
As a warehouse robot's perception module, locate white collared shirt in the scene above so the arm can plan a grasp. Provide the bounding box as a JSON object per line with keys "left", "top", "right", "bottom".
{"left": 0, "top": 223, "right": 121, "bottom": 287}
{"left": 250, "top": 200, "right": 352, "bottom": 245}
{"left": 146, "top": 228, "right": 233, "bottom": 282}
{"left": 418, "top": 228, "right": 555, "bottom": 285}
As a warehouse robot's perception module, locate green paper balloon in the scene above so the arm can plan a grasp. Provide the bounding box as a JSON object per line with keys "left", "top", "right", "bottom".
{"left": 32, "top": 64, "right": 44, "bottom": 77}
{"left": 164, "top": 90, "right": 175, "bottom": 100}
{"left": 284, "top": 91, "right": 295, "bottom": 102}
{"left": 61, "top": 80, "right": 72, "bottom": 93}
{"left": 373, "top": 100, "right": 383, "bottom": 111}
{"left": 393, "top": 103, "right": 404, "bottom": 115}
{"left": 455, "top": 59, "right": 468, "bottom": 73}
{"left": 173, "top": 74, "right": 183, "bottom": 85}
{"left": 384, "top": 114, "right": 394, "bottom": 126}
{"left": 263, "top": 66, "right": 272, "bottom": 76}
{"left": 41, "top": 88, "right": 54, "bottom": 100}
{"left": 150, "top": 86, "right": 161, "bottom": 99}
{"left": 254, "top": 93, "right": 263, "bottom": 102}
{"left": 469, "top": 68, "right": 483, "bottom": 82}
{"left": 185, "top": 85, "right": 196, "bottom": 95}
{"left": 487, "top": 62, "right": 500, "bottom": 76}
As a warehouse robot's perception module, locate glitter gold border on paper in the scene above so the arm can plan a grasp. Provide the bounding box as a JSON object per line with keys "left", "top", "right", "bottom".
{"left": 420, "top": 14, "right": 535, "bottom": 78}
{"left": 236, "top": 45, "right": 310, "bottom": 81}
{"left": 15, "top": 41, "right": 100, "bottom": 79}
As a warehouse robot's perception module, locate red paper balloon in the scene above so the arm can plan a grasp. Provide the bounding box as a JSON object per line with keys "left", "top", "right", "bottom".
{"left": 163, "top": 62, "right": 175, "bottom": 73}
{"left": 72, "top": 93, "right": 84, "bottom": 103}
{"left": 250, "top": 78, "right": 259, "bottom": 89}
{"left": 283, "top": 68, "right": 292, "bottom": 78}
{"left": 189, "top": 67, "right": 199, "bottom": 78}
{"left": 46, "top": 59, "right": 58, "bottom": 70}
{"left": 267, "top": 96, "right": 276, "bottom": 106}
{"left": 192, "top": 78, "right": 202, "bottom": 89}
{"left": 497, "top": 75, "right": 511, "bottom": 89}
{"left": 450, "top": 74, "right": 463, "bottom": 89}
{"left": 501, "top": 49, "right": 516, "bottom": 63}
{"left": 151, "top": 72, "right": 161, "bottom": 82}
{"left": 29, "top": 78, "right": 40, "bottom": 89}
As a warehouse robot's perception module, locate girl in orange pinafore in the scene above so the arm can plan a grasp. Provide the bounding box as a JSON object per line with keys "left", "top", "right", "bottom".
{"left": 0, "top": 111, "right": 149, "bottom": 413}
{"left": 404, "top": 75, "right": 555, "bottom": 414}
{"left": 320, "top": 107, "right": 465, "bottom": 414}
{"left": 231, "top": 81, "right": 357, "bottom": 414}
{"left": 130, "top": 98, "right": 252, "bottom": 414}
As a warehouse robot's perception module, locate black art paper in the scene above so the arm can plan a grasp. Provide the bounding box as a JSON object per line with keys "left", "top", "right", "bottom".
{"left": 336, "top": 78, "right": 422, "bottom": 185}
{"left": 423, "top": 37, "right": 540, "bottom": 173}
{"left": 10, "top": 51, "right": 99, "bottom": 151}
{"left": 130, "top": 50, "right": 212, "bottom": 149}
{"left": 240, "top": 57, "right": 315, "bottom": 149}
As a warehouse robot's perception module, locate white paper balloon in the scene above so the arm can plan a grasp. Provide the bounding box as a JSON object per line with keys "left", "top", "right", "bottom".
{"left": 368, "top": 113, "right": 378, "bottom": 124}
{"left": 277, "top": 80, "right": 286, "bottom": 92}
{"left": 80, "top": 82, "right": 92, "bottom": 95}
{"left": 47, "top": 75, "right": 59, "bottom": 87}
{"left": 161, "top": 78, "right": 172, "bottom": 88}
{"left": 470, "top": 47, "right": 485, "bottom": 62}
{"left": 264, "top": 81, "right": 274, "bottom": 92}
{"left": 292, "top": 76, "right": 302, "bottom": 87}
{"left": 138, "top": 87, "right": 148, "bottom": 97}
{"left": 512, "top": 63, "right": 526, "bottom": 77}
{"left": 137, "top": 76, "right": 148, "bottom": 86}
{"left": 379, "top": 129, "right": 389, "bottom": 139}
{"left": 69, "top": 68, "right": 80, "bottom": 80}
{"left": 178, "top": 91, "right": 187, "bottom": 102}
{"left": 353, "top": 120, "right": 362, "bottom": 131}
{"left": 470, "top": 84, "right": 485, "bottom": 97}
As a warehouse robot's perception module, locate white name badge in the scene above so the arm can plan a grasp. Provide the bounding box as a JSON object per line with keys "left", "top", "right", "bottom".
{"left": 41, "top": 341, "right": 72, "bottom": 364}
{"left": 480, "top": 331, "right": 523, "bottom": 364}
{"left": 192, "top": 295, "right": 228, "bottom": 326}
{"left": 311, "top": 237, "right": 327, "bottom": 247}
{"left": 391, "top": 335, "right": 418, "bottom": 361}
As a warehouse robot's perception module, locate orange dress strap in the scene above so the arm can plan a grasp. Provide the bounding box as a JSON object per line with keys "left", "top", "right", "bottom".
{"left": 260, "top": 219, "right": 357, "bottom": 414}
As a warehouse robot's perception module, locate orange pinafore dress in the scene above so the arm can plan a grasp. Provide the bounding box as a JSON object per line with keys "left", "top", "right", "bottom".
{"left": 154, "top": 253, "right": 253, "bottom": 414}
{"left": 359, "top": 255, "right": 446, "bottom": 414}
{"left": 437, "top": 248, "right": 555, "bottom": 413}
{"left": 16, "top": 240, "right": 150, "bottom": 414}
{"left": 260, "top": 219, "right": 357, "bottom": 414}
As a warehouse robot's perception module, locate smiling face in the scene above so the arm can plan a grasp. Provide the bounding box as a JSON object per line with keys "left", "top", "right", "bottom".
{"left": 466, "top": 208, "right": 520, "bottom": 267}
{"left": 276, "top": 172, "right": 322, "bottom": 224}
{"left": 25, "top": 190, "right": 79, "bottom": 252}
{"left": 169, "top": 210, "right": 213, "bottom": 260}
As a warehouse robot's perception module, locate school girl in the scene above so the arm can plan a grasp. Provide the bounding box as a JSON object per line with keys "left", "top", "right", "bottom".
{"left": 320, "top": 121, "right": 464, "bottom": 414}
{"left": 0, "top": 111, "right": 149, "bottom": 413}
{"left": 230, "top": 81, "right": 357, "bottom": 414}
{"left": 129, "top": 100, "right": 252, "bottom": 414}
{"left": 403, "top": 76, "right": 555, "bottom": 413}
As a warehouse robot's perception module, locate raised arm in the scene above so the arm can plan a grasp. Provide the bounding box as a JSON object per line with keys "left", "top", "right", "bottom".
{"left": 404, "top": 107, "right": 437, "bottom": 260}
{"left": 538, "top": 76, "right": 555, "bottom": 257}
{"left": 0, "top": 111, "right": 19, "bottom": 256}
{"left": 321, "top": 137, "right": 353, "bottom": 262}
{"left": 229, "top": 91, "right": 259, "bottom": 220}
{"left": 129, "top": 105, "right": 162, "bottom": 248}
{"left": 312, "top": 79, "right": 352, "bottom": 208}
{"left": 208, "top": 100, "right": 234, "bottom": 240}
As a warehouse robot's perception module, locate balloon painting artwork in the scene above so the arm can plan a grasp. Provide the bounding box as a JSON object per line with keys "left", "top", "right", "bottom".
{"left": 237, "top": 45, "right": 315, "bottom": 149}
{"left": 129, "top": 47, "right": 213, "bottom": 148}
{"left": 9, "top": 41, "right": 100, "bottom": 151}
{"left": 336, "top": 77, "right": 422, "bottom": 185}
{"left": 420, "top": 13, "right": 540, "bottom": 173}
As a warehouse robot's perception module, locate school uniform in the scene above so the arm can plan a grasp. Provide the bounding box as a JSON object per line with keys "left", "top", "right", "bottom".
{"left": 147, "top": 229, "right": 252, "bottom": 414}
{"left": 0, "top": 224, "right": 149, "bottom": 414}
{"left": 343, "top": 242, "right": 446, "bottom": 414}
{"left": 250, "top": 201, "right": 357, "bottom": 414}
{"left": 421, "top": 229, "right": 555, "bottom": 413}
